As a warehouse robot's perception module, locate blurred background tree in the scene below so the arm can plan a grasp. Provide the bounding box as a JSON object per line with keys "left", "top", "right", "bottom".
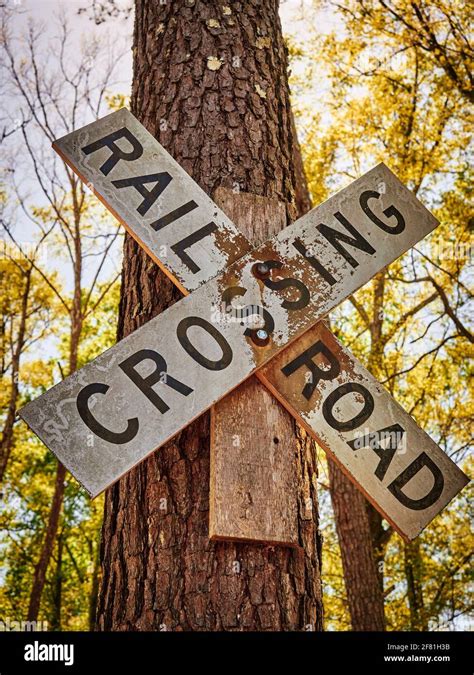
{"left": 1, "top": 9, "right": 124, "bottom": 629}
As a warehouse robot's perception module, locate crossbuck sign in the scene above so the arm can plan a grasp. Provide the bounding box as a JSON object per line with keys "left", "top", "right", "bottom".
{"left": 19, "top": 109, "right": 469, "bottom": 541}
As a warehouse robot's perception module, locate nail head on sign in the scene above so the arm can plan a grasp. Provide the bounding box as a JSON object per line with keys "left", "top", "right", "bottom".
{"left": 252, "top": 329, "right": 270, "bottom": 347}
{"left": 252, "top": 262, "right": 271, "bottom": 279}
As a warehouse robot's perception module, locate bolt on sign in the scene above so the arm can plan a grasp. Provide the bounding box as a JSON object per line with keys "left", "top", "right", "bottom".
{"left": 19, "top": 109, "right": 469, "bottom": 541}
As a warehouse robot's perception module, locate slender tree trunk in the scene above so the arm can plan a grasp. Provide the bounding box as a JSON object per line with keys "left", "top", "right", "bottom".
{"left": 328, "top": 460, "right": 386, "bottom": 630}
{"left": 327, "top": 270, "right": 391, "bottom": 629}
{"left": 28, "top": 462, "right": 67, "bottom": 621}
{"left": 97, "top": 0, "right": 324, "bottom": 631}
{"left": 27, "top": 220, "right": 83, "bottom": 621}
{"left": 50, "top": 533, "right": 63, "bottom": 631}
{"left": 405, "top": 539, "right": 427, "bottom": 630}
{"left": 88, "top": 530, "right": 101, "bottom": 632}
{"left": 366, "top": 270, "right": 393, "bottom": 587}
{"left": 366, "top": 501, "right": 393, "bottom": 592}
{"left": 0, "top": 267, "right": 31, "bottom": 482}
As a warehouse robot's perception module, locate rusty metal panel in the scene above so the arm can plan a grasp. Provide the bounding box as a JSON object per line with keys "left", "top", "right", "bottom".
{"left": 19, "top": 162, "right": 439, "bottom": 498}
{"left": 257, "top": 324, "right": 470, "bottom": 540}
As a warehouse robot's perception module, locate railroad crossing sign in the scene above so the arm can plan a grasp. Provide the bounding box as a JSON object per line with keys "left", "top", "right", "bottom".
{"left": 19, "top": 109, "right": 469, "bottom": 541}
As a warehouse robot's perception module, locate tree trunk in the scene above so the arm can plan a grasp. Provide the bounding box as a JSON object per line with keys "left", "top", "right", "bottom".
{"left": 405, "top": 539, "right": 428, "bottom": 630}
{"left": 27, "top": 171, "right": 84, "bottom": 622}
{"left": 365, "top": 272, "right": 393, "bottom": 596}
{"left": 366, "top": 501, "right": 393, "bottom": 592}
{"left": 0, "top": 267, "right": 31, "bottom": 482}
{"left": 327, "top": 269, "right": 391, "bottom": 629}
{"left": 97, "top": 0, "right": 324, "bottom": 631}
{"left": 328, "top": 460, "right": 386, "bottom": 631}
{"left": 26, "top": 316, "right": 80, "bottom": 621}
{"left": 50, "top": 533, "right": 63, "bottom": 631}
{"left": 27, "top": 462, "right": 66, "bottom": 621}
{"left": 88, "top": 530, "right": 102, "bottom": 632}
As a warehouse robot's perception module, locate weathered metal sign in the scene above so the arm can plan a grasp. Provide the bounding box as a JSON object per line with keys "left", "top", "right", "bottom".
{"left": 258, "top": 323, "right": 469, "bottom": 540}
{"left": 52, "top": 108, "right": 250, "bottom": 295}
{"left": 19, "top": 150, "right": 440, "bottom": 500}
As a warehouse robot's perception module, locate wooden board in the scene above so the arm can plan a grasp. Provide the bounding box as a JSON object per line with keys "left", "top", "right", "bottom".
{"left": 257, "top": 323, "right": 470, "bottom": 540}
{"left": 209, "top": 189, "right": 298, "bottom": 546}
{"left": 19, "top": 159, "right": 440, "bottom": 498}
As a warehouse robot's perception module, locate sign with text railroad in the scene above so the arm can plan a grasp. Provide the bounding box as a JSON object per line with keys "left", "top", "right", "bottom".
{"left": 20, "top": 154, "right": 439, "bottom": 499}
{"left": 52, "top": 108, "right": 250, "bottom": 295}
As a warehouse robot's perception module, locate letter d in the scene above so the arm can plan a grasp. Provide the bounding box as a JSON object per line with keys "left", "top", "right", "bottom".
{"left": 388, "top": 452, "right": 444, "bottom": 510}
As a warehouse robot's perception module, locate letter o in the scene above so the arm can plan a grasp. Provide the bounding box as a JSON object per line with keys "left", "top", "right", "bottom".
{"left": 322, "top": 382, "right": 374, "bottom": 432}
{"left": 176, "top": 316, "right": 233, "bottom": 371}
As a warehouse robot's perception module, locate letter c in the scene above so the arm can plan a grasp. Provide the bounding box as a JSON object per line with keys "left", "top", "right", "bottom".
{"left": 77, "top": 382, "right": 139, "bottom": 444}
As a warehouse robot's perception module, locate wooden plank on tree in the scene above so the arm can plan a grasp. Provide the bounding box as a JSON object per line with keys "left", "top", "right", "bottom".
{"left": 209, "top": 189, "right": 298, "bottom": 546}
{"left": 257, "top": 323, "right": 470, "bottom": 540}
{"left": 19, "top": 161, "right": 440, "bottom": 499}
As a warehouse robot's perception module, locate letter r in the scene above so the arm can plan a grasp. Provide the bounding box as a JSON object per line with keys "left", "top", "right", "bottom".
{"left": 281, "top": 339, "right": 341, "bottom": 400}
{"left": 82, "top": 127, "right": 143, "bottom": 175}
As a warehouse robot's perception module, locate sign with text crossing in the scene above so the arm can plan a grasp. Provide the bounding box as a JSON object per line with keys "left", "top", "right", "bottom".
{"left": 19, "top": 109, "right": 468, "bottom": 540}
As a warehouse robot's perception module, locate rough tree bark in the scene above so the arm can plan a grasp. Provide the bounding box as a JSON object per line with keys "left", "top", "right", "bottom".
{"left": 328, "top": 460, "right": 386, "bottom": 631}
{"left": 97, "top": 0, "right": 324, "bottom": 631}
